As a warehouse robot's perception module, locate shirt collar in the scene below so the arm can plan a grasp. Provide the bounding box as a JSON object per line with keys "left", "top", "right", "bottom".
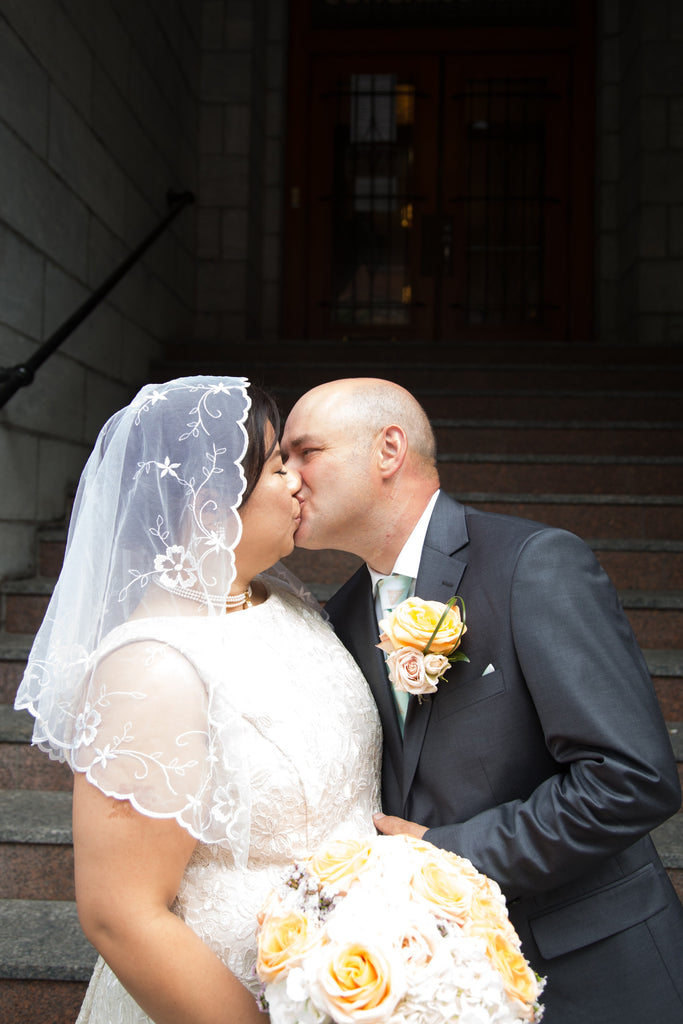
{"left": 367, "top": 489, "right": 440, "bottom": 593}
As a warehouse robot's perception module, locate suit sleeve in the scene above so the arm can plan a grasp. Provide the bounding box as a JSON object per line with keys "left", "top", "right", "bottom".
{"left": 424, "top": 528, "right": 681, "bottom": 897}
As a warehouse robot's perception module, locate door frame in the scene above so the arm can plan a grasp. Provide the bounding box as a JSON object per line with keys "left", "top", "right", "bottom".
{"left": 282, "top": 1, "right": 595, "bottom": 342}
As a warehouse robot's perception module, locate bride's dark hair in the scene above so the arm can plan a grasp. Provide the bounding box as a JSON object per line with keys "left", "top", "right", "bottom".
{"left": 242, "top": 385, "right": 282, "bottom": 504}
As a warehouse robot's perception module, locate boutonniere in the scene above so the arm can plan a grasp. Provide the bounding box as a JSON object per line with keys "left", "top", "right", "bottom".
{"left": 377, "top": 596, "right": 469, "bottom": 700}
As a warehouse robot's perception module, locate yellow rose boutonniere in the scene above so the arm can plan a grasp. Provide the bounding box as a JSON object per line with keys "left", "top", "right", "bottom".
{"left": 377, "top": 595, "right": 468, "bottom": 698}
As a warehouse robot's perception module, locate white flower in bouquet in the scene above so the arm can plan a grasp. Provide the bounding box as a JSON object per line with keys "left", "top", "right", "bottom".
{"left": 256, "top": 834, "right": 545, "bottom": 1024}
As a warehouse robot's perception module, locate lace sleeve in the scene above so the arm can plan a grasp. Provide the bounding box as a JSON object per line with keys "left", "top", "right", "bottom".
{"left": 72, "top": 638, "right": 252, "bottom": 866}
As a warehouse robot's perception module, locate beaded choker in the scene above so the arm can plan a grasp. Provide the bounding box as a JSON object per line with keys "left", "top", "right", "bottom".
{"left": 158, "top": 581, "right": 253, "bottom": 610}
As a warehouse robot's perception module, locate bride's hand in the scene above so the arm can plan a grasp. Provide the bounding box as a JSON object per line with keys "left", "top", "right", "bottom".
{"left": 373, "top": 812, "right": 427, "bottom": 839}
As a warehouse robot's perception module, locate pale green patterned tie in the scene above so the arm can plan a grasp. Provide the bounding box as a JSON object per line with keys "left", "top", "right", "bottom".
{"left": 377, "top": 573, "right": 413, "bottom": 732}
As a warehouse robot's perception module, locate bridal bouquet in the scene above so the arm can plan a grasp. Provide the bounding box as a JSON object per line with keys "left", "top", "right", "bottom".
{"left": 256, "top": 834, "right": 545, "bottom": 1024}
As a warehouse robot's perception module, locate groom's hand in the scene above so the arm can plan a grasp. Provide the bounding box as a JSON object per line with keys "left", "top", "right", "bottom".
{"left": 373, "top": 813, "right": 427, "bottom": 839}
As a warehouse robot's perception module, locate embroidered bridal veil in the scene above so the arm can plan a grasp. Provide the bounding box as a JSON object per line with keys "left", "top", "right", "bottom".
{"left": 14, "top": 375, "right": 284, "bottom": 864}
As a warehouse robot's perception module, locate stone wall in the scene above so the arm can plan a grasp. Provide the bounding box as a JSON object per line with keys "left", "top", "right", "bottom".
{"left": 0, "top": 0, "right": 201, "bottom": 578}
{"left": 597, "top": 0, "right": 683, "bottom": 345}
{"left": 195, "top": 0, "right": 287, "bottom": 344}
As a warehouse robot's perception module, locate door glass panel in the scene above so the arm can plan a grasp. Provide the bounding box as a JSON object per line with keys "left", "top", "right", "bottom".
{"left": 330, "top": 74, "right": 416, "bottom": 327}
{"left": 461, "top": 77, "right": 548, "bottom": 326}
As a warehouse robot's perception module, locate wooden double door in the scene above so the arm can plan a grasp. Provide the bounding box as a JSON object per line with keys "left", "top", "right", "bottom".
{"left": 284, "top": 44, "right": 593, "bottom": 343}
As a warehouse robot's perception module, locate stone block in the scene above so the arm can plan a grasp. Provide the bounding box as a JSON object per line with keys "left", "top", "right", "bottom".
{"left": 598, "top": 233, "right": 619, "bottom": 280}
{"left": 263, "top": 184, "right": 283, "bottom": 236}
{"left": 597, "top": 0, "right": 620, "bottom": 36}
{"left": 225, "top": 105, "right": 251, "bottom": 157}
{"left": 598, "top": 34, "right": 620, "bottom": 85}
{"left": 85, "top": 215, "right": 127, "bottom": 292}
{"left": 202, "top": 1, "right": 225, "bottom": 49}
{"left": 262, "top": 233, "right": 280, "bottom": 282}
{"left": 597, "top": 183, "right": 618, "bottom": 232}
{"left": 83, "top": 374, "right": 132, "bottom": 442}
{"left": 201, "top": 51, "right": 252, "bottom": 103}
{"left": 199, "top": 155, "right": 250, "bottom": 208}
{"left": 0, "top": 428, "right": 38, "bottom": 519}
{"left": 0, "top": 18, "right": 48, "bottom": 155}
{"left": 670, "top": 97, "right": 683, "bottom": 149}
{"left": 0, "top": 229, "right": 44, "bottom": 338}
{"left": 639, "top": 205, "right": 668, "bottom": 259}
{"left": 664, "top": 317, "right": 683, "bottom": 343}
{"left": 0, "top": 0, "right": 92, "bottom": 118}
{"left": 642, "top": 153, "right": 683, "bottom": 203}
{"left": 197, "top": 260, "right": 247, "bottom": 312}
{"left": 637, "top": 261, "right": 683, "bottom": 312}
{"left": 0, "top": 521, "right": 35, "bottom": 580}
{"left": 197, "top": 208, "right": 222, "bottom": 258}
{"left": 6, "top": 352, "right": 86, "bottom": 444}
{"left": 0, "top": 121, "right": 88, "bottom": 279}
{"left": 267, "top": 0, "right": 288, "bottom": 43}
{"left": 639, "top": 96, "right": 668, "bottom": 151}
{"left": 120, "top": 321, "right": 162, "bottom": 385}
{"left": 60, "top": 0, "right": 130, "bottom": 89}
{"left": 42, "top": 256, "right": 127, "bottom": 379}
{"left": 598, "top": 134, "right": 619, "bottom": 183}
{"left": 200, "top": 105, "right": 224, "bottom": 154}
{"left": 670, "top": 206, "right": 683, "bottom": 257}
{"left": 221, "top": 208, "right": 249, "bottom": 260}
{"left": 598, "top": 83, "right": 619, "bottom": 134}
{"left": 641, "top": 42, "right": 683, "bottom": 95}
{"left": 36, "top": 437, "right": 88, "bottom": 522}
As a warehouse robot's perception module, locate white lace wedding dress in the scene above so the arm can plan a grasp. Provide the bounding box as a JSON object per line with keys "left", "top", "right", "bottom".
{"left": 74, "top": 582, "right": 382, "bottom": 1023}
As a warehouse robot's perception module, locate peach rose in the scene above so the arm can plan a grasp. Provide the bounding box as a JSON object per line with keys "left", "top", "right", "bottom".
{"left": 379, "top": 597, "right": 466, "bottom": 656}
{"left": 482, "top": 930, "right": 541, "bottom": 1014}
{"left": 411, "top": 854, "right": 474, "bottom": 925}
{"left": 423, "top": 653, "right": 451, "bottom": 682}
{"left": 310, "top": 940, "right": 405, "bottom": 1024}
{"left": 308, "top": 837, "right": 374, "bottom": 888}
{"left": 469, "top": 893, "right": 519, "bottom": 947}
{"left": 386, "top": 649, "right": 436, "bottom": 696}
{"left": 257, "top": 910, "right": 317, "bottom": 983}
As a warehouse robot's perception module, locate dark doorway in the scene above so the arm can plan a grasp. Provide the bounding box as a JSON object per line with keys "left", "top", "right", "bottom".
{"left": 283, "top": 1, "right": 594, "bottom": 343}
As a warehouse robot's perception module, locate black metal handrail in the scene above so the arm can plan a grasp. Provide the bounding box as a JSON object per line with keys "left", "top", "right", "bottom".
{"left": 0, "top": 189, "right": 194, "bottom": 410}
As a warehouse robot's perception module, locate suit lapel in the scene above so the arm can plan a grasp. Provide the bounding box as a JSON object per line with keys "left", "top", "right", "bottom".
{"left": 401, "top": 494, "right": 469, "bottom": 808}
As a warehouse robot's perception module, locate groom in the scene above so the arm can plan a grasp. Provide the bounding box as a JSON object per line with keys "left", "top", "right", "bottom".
{"left": 282, "top": 376, "right": 683, "bottom": 1024}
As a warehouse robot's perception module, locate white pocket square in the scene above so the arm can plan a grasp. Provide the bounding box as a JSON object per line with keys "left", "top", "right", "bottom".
{"left": 483, "top": 663, "right": 496, "bottom": 675}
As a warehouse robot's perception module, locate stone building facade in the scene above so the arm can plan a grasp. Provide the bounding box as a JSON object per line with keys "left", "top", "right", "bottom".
{"left": 0, "top": 0, "right": 681, "bottom": 577}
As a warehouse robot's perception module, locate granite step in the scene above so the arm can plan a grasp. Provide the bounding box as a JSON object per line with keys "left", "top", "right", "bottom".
{"left": 432, "top": 421, "right": 683, "bottom": 456}
{"left": 437, "top": 454, "right": 683, "bottom": 496}
{"left": 618, "top": 592, "right": 683, "bottom": 649}
{"left": 452, "top": 492, "right": 683, "bottom": 539}
{"left": 162, "top": 358, "right": 683, "bottom": 393}
{"left": 590, "top": 540, "right": 683, "bottom": 590}
{"left": 269, "top": 385, "right": 683, "bottom": 422}
{"left": 0, "top": 790, "right": 74, "bottom": 900}
{"left": 0, "top": 705, "right": 73, "bottom": 791}
{"left": 161, "top": 340, "right": 683, "bottom": 368}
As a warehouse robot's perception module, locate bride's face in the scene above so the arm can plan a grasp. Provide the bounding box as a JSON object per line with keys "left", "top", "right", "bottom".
{"left": 234, "top": 424, "right": 302, "bottom": 577}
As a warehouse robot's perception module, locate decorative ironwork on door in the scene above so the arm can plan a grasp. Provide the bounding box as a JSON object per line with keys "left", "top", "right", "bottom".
{"left": 328, "top": 74, "right": 418, "bottom": 327}
{"left": 453, "top": 77, "right": 556, "bottom": 328}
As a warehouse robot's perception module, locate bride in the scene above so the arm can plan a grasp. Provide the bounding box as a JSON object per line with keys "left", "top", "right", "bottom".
{"left": 15, "top": 376, "right": 382, "bottom": 1024}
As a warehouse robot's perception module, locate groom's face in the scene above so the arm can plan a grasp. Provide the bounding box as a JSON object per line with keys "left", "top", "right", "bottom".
{"left": 282, "top": 388, "right": 375, "bottom": 554}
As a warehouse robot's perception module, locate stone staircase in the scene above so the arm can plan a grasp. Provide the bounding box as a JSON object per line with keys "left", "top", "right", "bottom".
{"left": 1, "top": 340, "right": 682, "bottom": 1021}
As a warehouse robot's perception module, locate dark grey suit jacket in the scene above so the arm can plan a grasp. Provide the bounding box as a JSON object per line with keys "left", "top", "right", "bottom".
{"left": 325, "top": 492, "right": 683, "bottom": 1023}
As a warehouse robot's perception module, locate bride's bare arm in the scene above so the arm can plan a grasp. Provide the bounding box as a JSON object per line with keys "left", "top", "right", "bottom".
{"left": 73, "top": 773, "right": 267, "bottom": 1024}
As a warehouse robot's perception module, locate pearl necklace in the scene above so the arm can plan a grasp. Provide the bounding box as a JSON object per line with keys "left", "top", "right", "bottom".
{"left": 159, "top": 581, "right": 252, "bottom": 610}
